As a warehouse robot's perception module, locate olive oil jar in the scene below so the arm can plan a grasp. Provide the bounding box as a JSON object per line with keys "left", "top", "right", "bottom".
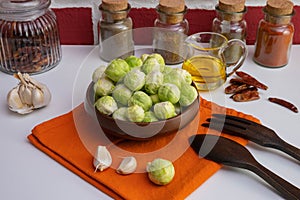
{"left": 0, "top": 0, "right": 62, "bottom": 74}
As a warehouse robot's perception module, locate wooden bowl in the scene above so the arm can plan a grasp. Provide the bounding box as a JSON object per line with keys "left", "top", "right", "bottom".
{"left": 85, "top": 82, "right": 200, "bottom": 141}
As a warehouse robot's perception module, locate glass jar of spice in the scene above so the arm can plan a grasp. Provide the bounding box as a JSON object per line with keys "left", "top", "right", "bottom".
{"left": 212, "top": 0, "right": 247, "bottom": 65}
{"left": 153, "top": 0, "right": 189, "bottom": 65}
{"left": 98, "top": 0, "right": 134, "bottom": 62}
{"left": 0, "top": 0, "right": 62, "bottom": 74}
{"left": 253, "top": 0, "right": 294, "bottom": 68}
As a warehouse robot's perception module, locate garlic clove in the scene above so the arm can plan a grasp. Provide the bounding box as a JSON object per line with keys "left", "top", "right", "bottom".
{"left": 116, "top": 156, "right": 137, "bottom": 175}
{"left": 7, "top": 86, "right": 24, "bottom": 110}
{"left": 93, "top": 146, "right": 112, "bottom": 172}
{"left": 32, "top": 87, "right": 45, "bottom": 108}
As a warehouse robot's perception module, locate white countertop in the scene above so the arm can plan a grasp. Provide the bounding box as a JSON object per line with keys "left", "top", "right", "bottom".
{"left": 0, "top": 45, "right": 299, "bottom": 200}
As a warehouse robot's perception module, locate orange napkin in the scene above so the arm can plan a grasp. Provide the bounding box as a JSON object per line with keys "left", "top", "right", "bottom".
{"left": 28, "top": 97, "right": 259, "bottom": 200}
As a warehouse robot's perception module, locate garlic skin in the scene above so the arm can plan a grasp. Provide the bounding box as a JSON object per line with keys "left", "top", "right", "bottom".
{"left": 93, "top": 146, "right": 112, "bottom": 172}
{"left": 116, "top": 156, "right": 137, "bottom": 175}
{"left": 7, "top": 72, "right": 51, "bottom": 114}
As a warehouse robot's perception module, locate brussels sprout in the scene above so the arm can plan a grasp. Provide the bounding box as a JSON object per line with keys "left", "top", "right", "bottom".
{"left": 92, "top": 65, "right": 107, "bottom": 83}
{"left": 141, "top": 57, "right": 161, "bottom": 74}
{"left": 125, "top": 55, "right": 143, "bottom": 69}
{"left": 93, "top": 77, "right": 115, "bottom": 97}
{"left": 153, "top": 101, "right": 176, "bottom": 120}
{"left": 144, "top": 70, "right": 164, "bottom": 95}
{"left": 174, "top": 103, "right": 182, "bottom": 115}
{"left": 95, "top": 96, "right": 118, "bottom": 115}
{"left": 146, "top": 158, "right": 175, "bottom": 185}
{"left": 112, "top": 84, "right": 132, "bottom": 106}
{"left": 143, "top": 111, "right": 158, "bottom": 122}
{"left": 179, "top": 84, "right": 198, "bottom": 107}
{"left": 163, "top": 68, "right": 184, "bottom": 89}
{"left": 127, "top": 105, "right": 145, "bottom": 122}
{"left": 175, "top": 68, "right": 193, "bottom": 85}
{"left": 150, "top": 94, "right": 160, "bottom": 104}
{"left": 141, "top": 54, "right": 149, "bottom": 62}
{"left": 124, "top": 68, "right": 146, "bottom": 91}
{"left": 163, "top": 66, "right": 173, "bottom": 74}
{"left": 148, "top": 53, "right": 165, "bottom": 70}
{"left": 112, "top": 107, "right": 128, "bottom": 121}
{"left": 158, "top": 83, "right": 180, "bottom": 104}
{"left": 105, "top": 58, "right": 130, "bottom": 82}
{"left": 128, "top": 91, "right": 153, "bottom": 111}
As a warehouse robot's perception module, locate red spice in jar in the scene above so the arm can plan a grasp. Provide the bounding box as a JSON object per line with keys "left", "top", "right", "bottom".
{"left": 253, "top": 0, "right": 294, "bottom": 68}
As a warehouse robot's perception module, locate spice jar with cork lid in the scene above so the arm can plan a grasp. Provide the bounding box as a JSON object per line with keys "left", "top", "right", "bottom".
{"left": 253, "top": 0, "right": 295, "bottom": 68}
{"left": 212, "top": 0, "right": 247, "bottom": 65}
{"left": 98, "top": 0, "right": 134, "bottom": 62}
{"left": 153, "top": 0, "right": 189, "bottom": 65}
{"left": 0, "top": 0, "right": 62, "bottom": 74}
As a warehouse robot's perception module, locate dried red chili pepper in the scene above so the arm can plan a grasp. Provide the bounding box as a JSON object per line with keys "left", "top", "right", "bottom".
{"left": 230, "top": 87, "right": 259, "bottom": 102}
{"left": 235, "top": 71, "right": 268, "bottom": 90}
{"left": 268, "top": 97, "right": 298, "bottom": 113}
{"left": 225, "top": 83, "right": 248, "bottom": 94}
{"left": 230, "top": 78, "right": 267, "bottom": 90}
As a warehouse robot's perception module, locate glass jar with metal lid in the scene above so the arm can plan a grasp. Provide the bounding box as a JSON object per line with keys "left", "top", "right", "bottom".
{"left": 153, "top": 0, "right": 189, "bottom": 65}
{"left": 212, "top": 0, "right": 247, "bottom": 65}
{"left": 98, "top": 0, "right": 134, "bottom": 62}
{"left": 0, "top": 0, "right": 62, "bottom": 74}
{"left": 253, "top": 0, "right": 294, "bottom": 68}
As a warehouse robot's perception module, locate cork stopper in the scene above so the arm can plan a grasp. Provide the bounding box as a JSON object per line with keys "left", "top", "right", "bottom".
{"left": 158, "top": 0, "right": 185, "bottom": 14}
{"left": 266, "top": 0, "right": 294, "bottom": 16}
{"left": 101, "top": 0, "right": 128, "bottom": 12}
{"left": 219, "top": 0, "right": 245, "bottom": 12}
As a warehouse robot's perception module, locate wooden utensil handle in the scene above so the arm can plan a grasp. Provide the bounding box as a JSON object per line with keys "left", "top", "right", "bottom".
{"left": 275, "top": 140, "right": 300, "bottom": 162}
{"left": 249, "top": 162, "right": 300, "bottom": 200}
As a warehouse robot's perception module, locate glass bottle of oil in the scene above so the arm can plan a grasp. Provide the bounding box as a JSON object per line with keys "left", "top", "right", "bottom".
{"left": 212, "top": 0, "right": 247, "bottom": 65}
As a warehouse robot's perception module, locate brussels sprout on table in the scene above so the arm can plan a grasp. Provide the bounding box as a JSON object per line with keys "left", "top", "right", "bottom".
{"left": 112, "top": 84, "right": 132, "bottom": 106}
{"left": 128, "top": 91, "right": 153, "bottom": 111}
{"left": 148, "top": 53, "right": 165, "bottom": 69}
{"left": 127, "top": 105, "right": 145, "bottom": 122}
{"left": 150, "top": 94, "right": 160, "bottom": 104}
{"left": 158, "top": 83, "right": 180, "bottom": 104}
{"left": 147, "top": 158, "right": 175, "bottom": 185}
{"left": 163, "top": 68, "right": 192, "bottom": 88}
{"left": 125, "top": 55, "right": 143, "bottom": 69}
{"left": 123, "top": 68, "right": 146, "bottom": 91}
{"left": 105, "top": 58, "right": 130, "bottom": 82}
{"left": 95, "top": 96, "right": 118, "bottom": 115}
{"left": 93, "top": 77, "right": 115, "bottom": 97}
{"left": 154, "top": 101, "right": 176, "bottom": 120}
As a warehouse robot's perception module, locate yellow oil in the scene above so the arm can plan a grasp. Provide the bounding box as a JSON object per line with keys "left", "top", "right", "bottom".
{"left": 182, "top": 55, "right": 226, "bottom": 91}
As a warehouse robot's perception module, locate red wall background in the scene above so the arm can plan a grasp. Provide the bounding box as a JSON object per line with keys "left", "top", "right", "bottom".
{"left": 53, "top": 6, "right": 300, "bottom": 45}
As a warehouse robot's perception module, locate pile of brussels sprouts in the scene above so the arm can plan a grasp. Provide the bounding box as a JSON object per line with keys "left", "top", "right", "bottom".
{"left": 92, "top": 53, "right": 198, "bottom": 122}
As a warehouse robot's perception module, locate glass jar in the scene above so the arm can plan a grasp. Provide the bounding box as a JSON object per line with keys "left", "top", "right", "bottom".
{"left": 98, "top": 3, "right": 134, "bottom": 62}
{"left": 253, "top": 3, "right": 294, "bottom": 68}
{"left": 212, "top": 4, "right": 247, "bottom": 65}
{"left": 0, "top": 0, "right": 62, "bottom": 74}
{"left": 153, "top": 4, "right": 189, "bottom": 65}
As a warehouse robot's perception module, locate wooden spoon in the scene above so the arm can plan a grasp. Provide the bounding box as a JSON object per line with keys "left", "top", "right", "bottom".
{"left": 189, "top": 134, "right": 300, "bottom": 200}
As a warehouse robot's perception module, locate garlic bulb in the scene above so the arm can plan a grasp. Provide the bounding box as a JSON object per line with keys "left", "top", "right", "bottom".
{"left": 116, "top": 156, "right": 137, "bottom": 175}
{"left": 93, "top": 146, "right": 112, "bottom": 172}
{"left": 7, "top": 72, "right": 51, "bottom": 114}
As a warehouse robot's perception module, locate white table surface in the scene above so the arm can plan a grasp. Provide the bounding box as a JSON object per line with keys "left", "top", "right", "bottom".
{"left": 0, "top": 45, "right": 299, "bottom": 200}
